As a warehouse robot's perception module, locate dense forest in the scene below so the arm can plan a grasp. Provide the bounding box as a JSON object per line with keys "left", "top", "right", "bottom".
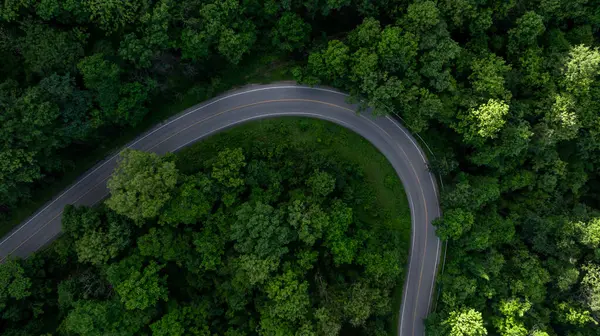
{"left": 1, "top": 0, "right": 600, "bottom": 335}
{"left": 0, "top": 128, "right": 406, "bottom": 335}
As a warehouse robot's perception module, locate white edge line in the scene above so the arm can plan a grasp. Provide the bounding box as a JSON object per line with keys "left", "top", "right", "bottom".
{"left": 3, "top": 89, "right": 441, "bottom": 336}
{"left": 400, "top": 193, "right": 417, "bottom": 335}
{"left": 383, "top": 114, "right": 443, "bottom": 324}
{"left": 0, "top": 85, "right": 347, "bottom": 248}
{"left": 6, "top": 112, "right": 352, "bottom": 258}
{"left": 171, "top": 112, "right": 353, "bottom": 152}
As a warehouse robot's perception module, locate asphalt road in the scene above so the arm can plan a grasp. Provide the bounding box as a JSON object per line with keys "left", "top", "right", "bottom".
{"left": 0, "top": 84, "right": 441, "bottom": 336}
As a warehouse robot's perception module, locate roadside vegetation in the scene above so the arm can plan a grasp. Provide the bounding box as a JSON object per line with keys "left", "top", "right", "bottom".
{"left": 0, "top": 118, "right": 410, "bottom": 335}
{"left": 1, "top": 0, "right": 599, "bottom": 334}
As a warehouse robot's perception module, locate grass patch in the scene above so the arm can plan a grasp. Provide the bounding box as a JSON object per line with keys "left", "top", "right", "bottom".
{"left": 0, "top": 54, "right": 295, "bottom": 238}
{"left": 174, "top": 117, "right": 411, "bottom": 333}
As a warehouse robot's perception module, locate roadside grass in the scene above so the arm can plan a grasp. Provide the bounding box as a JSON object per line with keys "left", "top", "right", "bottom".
{"left": 0, "top": 53, "right": 295, "bottom": 238}
{"left": 174, "top": 117, "right": 411, "bottom": 334}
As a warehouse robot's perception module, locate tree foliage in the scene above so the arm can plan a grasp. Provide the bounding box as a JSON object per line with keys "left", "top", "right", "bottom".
{"left": 1, "top": 0, "right": 600, "bottom": 334}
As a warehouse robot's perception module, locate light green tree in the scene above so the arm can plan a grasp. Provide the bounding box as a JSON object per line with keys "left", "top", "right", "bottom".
{"left": 106, "top": 149, "right": 178, "bottom": 222}
{"left": 443, "top": 308, "right": 487, "bottom": 336}
{"left": 460, "top": 99, "right": 510, "bottom": 143}
{"left": 107, "top": 258, "right": 168, "bottom": 310}
{"left": 0, "top": 259, "right": 32, "bottom": 313}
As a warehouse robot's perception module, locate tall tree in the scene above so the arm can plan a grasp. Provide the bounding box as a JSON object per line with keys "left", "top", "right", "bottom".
{"left": 106, "top": 149, "right": 178, "bottom": 222}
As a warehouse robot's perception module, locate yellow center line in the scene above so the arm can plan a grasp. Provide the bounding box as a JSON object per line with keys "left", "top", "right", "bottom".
{"left": 4, "top": 99, "right": 351, "bottom": 259}
{"left": 358, "top": 115, "right": 429, "bottom": 336}
{"left": 4, "top": 98, "right": 434, "bottom": 336}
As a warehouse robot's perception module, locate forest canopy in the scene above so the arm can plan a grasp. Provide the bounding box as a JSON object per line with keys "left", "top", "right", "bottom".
{"left": 1, "top": 0, "right": 600, "bottom": 335}
{"left": 0, "top": 119, "right": 409, "bottom": 335}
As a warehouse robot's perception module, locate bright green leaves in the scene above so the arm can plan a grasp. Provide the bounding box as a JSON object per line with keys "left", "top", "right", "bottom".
{"left": 348, "top": 17, "right": 381, "bottom": 48}
{"left": 578, "top": 218, "right": 600, "bottom": 248}
{"left": 288, "top": 200, "right": 328, "bottom": 245}
{"left": 107, "top": 257, "right": 168, "bottom": 310}
{"left": 150, "top": 303, "right": 211, "bottom": 336}
{"left": 493, "top": 298, "right": 532, "bottom": 336}
{"left": 469, "top": 53, "right": 512, "bottom": 100}
{"left": 459, "top": 98, "right": 510, "bottom": 143}
{"left": 377, "top": 27, "right": 419, "bottom": 74}
{"left": 271, "top": 12, "right": 311, "bottom": 52}
{"left": 563, "top": 45, "right": 600, "bottom": 95}
{"left": 106, "top": 149, "right": 178, "bottom": 222}
{"left": 212, "top": 147, "right": 246, "bottom": 188}
{"left": 85, "top": 0, "right": 142, "bottom": 33}
{"left": 19, "top": 22, "right": 87, "bottom": 75}
{"left": 77, "top": 54, "right": 120, "bottom": 119}
{"left": 405, "top": 1, "right": 441, "bottom": 31}
{"left": 63, "top": 299, "right": 153, "bottom": 335}
{"left": 75, "top": 217, "right": 131, "bottom": 266}
{"left": 557, "top": 302, "right": 597, "bottom": 327}
{"left": 0, "top": 259, "right": 32, "bottom": 311}
{"left": 231, "top": 202, "right": 290, "bottom": 258}
{"left": 118, "top": 0, "right": 171, "bottom": 68}
{"left": 307, "top": 170, "right": 335, "bottom": 197}
{"left": 307, "top": 40, "right": 350, "bottom": 86}
{"left": 443, "top": 308, "right": 487, "bottom": 336}
{"left": 260, "top": 270, "right": 311, "bottom": 333}
{"left": 581, "top": 264, "right": 600, "bottom": 313}
{"left": 212, "top": 147, "right": 246, "bottom": 206}
{"left": 434, "top": 208, "right": 475, "bottom": 241}
{"left": 508, "top": 11, "right": 545, "bottom": 53}
{"left": 159, "top": 173, "right": 214, "bottom": 226}
{"left": 178, "top": 0, "right": 256, "bottom": 64}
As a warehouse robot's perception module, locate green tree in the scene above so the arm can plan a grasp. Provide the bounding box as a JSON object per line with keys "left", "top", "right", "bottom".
{"left": 288, "top": 200, "right": 329, "bottom": 245}
{"left": 271, "top": 12, "right": 311, "bottom": 52}
{"left": 77, "top": 54, "right": 121, "bottom": 121}
{"left": 63, "top": 299, "right": 153, "bottom": 335}
{"left": 231, "top": 202, "right": 291, "bottom": 258}
{"left": 0, "top": 80, "right": 62, "bottom": 208}
{"left": 307, "top": 170, "right": 336, "bottom": 197}
{"left": 75, "top": 218, "right": 131, "bottom": 266}
{"left": 557, "top": 302, "right": 597, "bottom": 327}
{"left": 443, "top": 308, "right": 487, "bottom": 336}
{"left": 434, "top": 208, "right": 475, "bottom": 240}
{"left": 85, "top": 0, "right": 143, "bottom": 32}
{"left": 508, "top": 11, "right": 545, "bottom": 53}
{"left": 137, "top": 227, "right": 189, "bottom": 262}
{"left": 150, "top": 303, "right": 211, "bottom": 336}
{"left": 118, "top": 0, "right": 171, "bottom": 68}
{"left": 263, "top": 270, "right": 310, "bottom": 323}
{"left": 581, "top": 264, "right": 600, "bottom": 313}
{"left": 106, "top": 149, "right": 178, "bottom": 222}
{"left": 563, "top": 45, "right": 600, "bottom": 95}
{"left": 348, "top": 17, "right": 381, "bottom": 48}
{"left": 459, "top": 99, "right": 510, "bottom": 143}
{"left": 493, "top": 298, "right": 531, "bottom": 336}
{"left": 377, "top": 26, "right": 419, "bottom": 74}
{"left": 115, "top": 81, "right": 153, "bottom": 126}
{"left": 107, "top": 257, "right": 168, "bottom": 310}
{"left": 37, "top": 74, "right": 95, "bottom": 140}
{"left": 0, "top": 259, "right": 32, "bottom": 313}
{"left": 469, "top": 53, "right": 512, "bottom": 100}
{"left": 212, "top": 147, "right": 246, "bottom": 188}
{"left": 19, "top": 23, "right": 86, "bottom": 75}
{"left": 159, "top": 173, "right": 215, "bottom": 226}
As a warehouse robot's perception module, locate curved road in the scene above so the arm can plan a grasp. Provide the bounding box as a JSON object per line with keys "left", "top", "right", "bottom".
{"left": 0, "top": 84, "right": 440, "bottom": 335}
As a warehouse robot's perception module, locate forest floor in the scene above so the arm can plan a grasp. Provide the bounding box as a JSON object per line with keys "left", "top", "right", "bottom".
{"left": 0, "top": 54, "right": 296, "bottom": 237}
{"left": 174, "top": 117, "right": 412, "bottom": 333}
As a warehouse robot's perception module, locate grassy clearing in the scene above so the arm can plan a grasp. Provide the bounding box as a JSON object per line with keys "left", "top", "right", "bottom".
{"left": 175, "top": 117, "right": 411, "bottom": 334}
{"left": 0, "top": 54, "right": 295, "bottom": 237}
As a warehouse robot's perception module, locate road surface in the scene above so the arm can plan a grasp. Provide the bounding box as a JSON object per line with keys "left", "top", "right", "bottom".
{"left": 0, "top": 84, "right": 441, "bottom": 336}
